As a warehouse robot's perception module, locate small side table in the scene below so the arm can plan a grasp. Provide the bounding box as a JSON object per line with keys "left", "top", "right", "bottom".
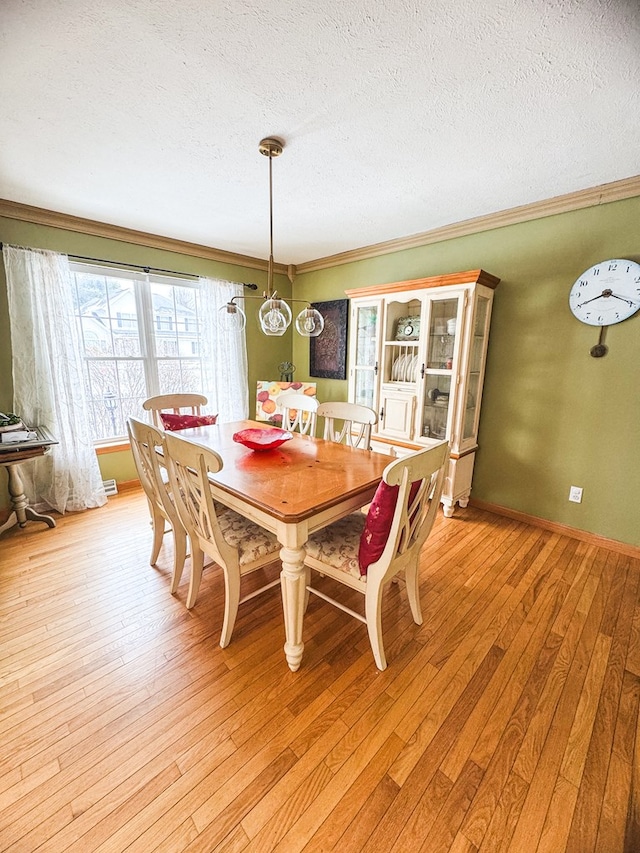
{"left": 0, "top": 426, "right": 59, "bottom": 536}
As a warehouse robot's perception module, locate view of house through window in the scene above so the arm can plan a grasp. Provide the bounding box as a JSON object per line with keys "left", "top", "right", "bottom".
{"left": 70, "top": 263, "right": 207, "bottom": 442}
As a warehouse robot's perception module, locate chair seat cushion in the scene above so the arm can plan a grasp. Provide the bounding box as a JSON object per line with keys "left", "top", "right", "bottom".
{"left": 305, "top": 513, "right": 366, "bottom": 580}
{"left": 160, "top": 413, "right": 218, "bottom": 431}
{"left": 217, "top": 509, "right": 280, "bottom": 565}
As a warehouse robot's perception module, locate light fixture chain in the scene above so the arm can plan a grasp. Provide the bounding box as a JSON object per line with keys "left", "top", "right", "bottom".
{"left": 268, "top": 147, "right": 274, "bottom": 298}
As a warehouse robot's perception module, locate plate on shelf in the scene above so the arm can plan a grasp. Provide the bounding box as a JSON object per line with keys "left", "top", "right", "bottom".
{"left": 401, "top": 355, "right": 410, "bottom": 382}
{"left": 413, "top": 355, "right": 420, "bottom": 382}
{"left": 395, "top": 354, "right": 406, "bottom": 381}
{"left": 391, "top": 356, "right": 401, "bottom": 381}
{"left": 404, "top": 355, "right": 414, "bottom": 382}
{"left": 404, "top": 354, "right": 414, "bottom": 382}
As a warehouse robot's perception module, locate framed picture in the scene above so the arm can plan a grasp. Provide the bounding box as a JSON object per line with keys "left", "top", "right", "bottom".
{"left": 255, "top": 381, "right": 317, "bottom": 425}
{"left": 309, "top": 299, "right": 349, "bottom": 380}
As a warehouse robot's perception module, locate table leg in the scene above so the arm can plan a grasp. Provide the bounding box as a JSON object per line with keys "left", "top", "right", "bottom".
{"left": 0, "top": 461, "right": 56, "bottom": 535}
{"left": 0, "top": 511, "right": 18, "bottom": 536}
{"left": 279, "top": 545, "right": 307, "bottom": 672}
{"left": 24, "top": 506, "right": 56, "bottom": 528}
{"left": 5, "top": 462, "right": 30, "bottom": 525}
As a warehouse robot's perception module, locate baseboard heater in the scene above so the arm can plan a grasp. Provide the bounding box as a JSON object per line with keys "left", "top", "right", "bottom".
{"left": 102, "top": 479, "right": 118, "bottom": 496}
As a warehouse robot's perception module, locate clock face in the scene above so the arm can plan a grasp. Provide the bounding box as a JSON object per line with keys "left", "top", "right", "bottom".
{"left": 569, "top": 259, "right": 640, "bottom": 326}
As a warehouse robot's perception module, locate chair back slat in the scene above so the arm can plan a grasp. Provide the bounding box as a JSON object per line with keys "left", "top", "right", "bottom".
{"left": 127, "top": 417, "right": 177, "bottom": 524}
{"left": 278, "top": 393, "right": 319, "bottom": 436}
{"left": 162, "top": 431, "right": 227, "bottom": 552}
{"left": 142, "top": 393, "right": 208, "bottom": 428}
{"left": 317, "top": 401, "right": 377, "bottom": 450}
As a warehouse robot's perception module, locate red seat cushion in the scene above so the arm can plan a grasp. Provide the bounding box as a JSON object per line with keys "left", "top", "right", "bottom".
{"left": 159, "top": 413, "right": 218, "bottom": 431}
{"left": 358, "top": 480, "right": 420, "bottom": 576}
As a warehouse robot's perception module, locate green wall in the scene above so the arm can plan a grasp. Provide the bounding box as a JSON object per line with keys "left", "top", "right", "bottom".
{"left": 0, "top": 217, "right": 291, "bottom": 499}
{"left": 292, "top": 196, "right": 640, "bottom": 547}
{"left": 1, "top": 196, "right": 638, "bottom": 547}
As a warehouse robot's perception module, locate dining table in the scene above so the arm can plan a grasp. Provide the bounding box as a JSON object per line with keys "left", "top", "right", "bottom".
{"left": 175, "top": 418, "right": 394, "bottom": 671}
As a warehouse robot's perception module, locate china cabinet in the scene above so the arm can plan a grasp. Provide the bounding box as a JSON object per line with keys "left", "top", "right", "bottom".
{"left": 346, "top": 269, "right": 500, "bottom": 516}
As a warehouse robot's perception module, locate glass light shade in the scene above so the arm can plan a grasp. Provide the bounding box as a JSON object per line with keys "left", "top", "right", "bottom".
{"left": 259, "top": 297, "right": 292, "bottom": 336}
{"left": 295, "top": 307, "right": 324, "bottom": 337}
{"left": 218, "top": 301, "right": 246, "bottom": 331}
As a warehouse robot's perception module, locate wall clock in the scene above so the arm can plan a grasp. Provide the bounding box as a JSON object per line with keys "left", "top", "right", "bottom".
{"left": 568, "top": 258, "right": 640, "bottom": 357}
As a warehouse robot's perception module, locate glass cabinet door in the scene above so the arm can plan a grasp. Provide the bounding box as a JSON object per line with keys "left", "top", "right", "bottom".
{"left": 350, "top": 302, "right": 381, "bottom": 410}
{"left": 461, "top": 295, "right": 490, "bottom": 443}
{"left": 418, "top": 296, "right": 461, "bottom": 442}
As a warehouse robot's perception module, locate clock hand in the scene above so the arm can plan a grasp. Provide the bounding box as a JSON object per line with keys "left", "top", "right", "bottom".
{"left": 577, "top": 291, "right": 608, "bottom": 308}
{"left": 610, "top": 293, "right": 639, "bottom": 307}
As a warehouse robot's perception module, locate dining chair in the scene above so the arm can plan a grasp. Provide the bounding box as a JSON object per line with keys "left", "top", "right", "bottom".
{"left": 317, "top": 401, "right": 377, "bottom": 450}
{"left": 303, "top": 441, "right": 449, "bottom": 670}
{"left": 278, "top": 393, "right": 318, "bottom": 436}
{"left": 142, "top": 393, "right": 212, "bottom": 430}
{"left": 162, "top": 431, "right": 281, "bottom": 646}
{"left": 127, "top": 417, "right": 188, "bottom": 594}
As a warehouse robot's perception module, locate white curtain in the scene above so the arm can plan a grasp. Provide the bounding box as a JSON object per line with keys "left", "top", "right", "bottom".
{"left": 199, "top": 277, "right": 249, "bottom": 421}
{"left": 3, "top": 245, "right": 107, "bottom": 513}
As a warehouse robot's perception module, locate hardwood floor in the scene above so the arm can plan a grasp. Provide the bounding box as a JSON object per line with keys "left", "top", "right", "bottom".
{"left": 0, "top": 489, "right": 638, "bottom": 852}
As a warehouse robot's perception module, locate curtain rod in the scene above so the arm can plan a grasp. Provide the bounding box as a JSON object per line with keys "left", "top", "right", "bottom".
{"left": 0, "top": 244, "right": 259, "bottom": 290}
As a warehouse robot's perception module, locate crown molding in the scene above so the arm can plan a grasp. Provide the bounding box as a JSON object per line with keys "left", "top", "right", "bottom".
{"left": 296, "top": 174, "right": 640, "bottom": 274}
{"left": 0, "top": 198, "right": 290, "bottom": 276}
{"left": 2, "top": 174, "right": 639, "bottom": 278}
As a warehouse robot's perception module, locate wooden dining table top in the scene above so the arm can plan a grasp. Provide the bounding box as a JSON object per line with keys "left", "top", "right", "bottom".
{"left": 174, "top": 419, "right": 394, "bottom": 523}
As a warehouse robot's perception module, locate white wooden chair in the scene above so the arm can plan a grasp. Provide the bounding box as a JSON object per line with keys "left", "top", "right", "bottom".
{"left": 127, "top": 417, "right": 188, "bottom": 593}
{"left": 162, "top": 431, "right": 281, "bottom": 646}
{"left": 317, "top": 401, "right": 377, "bottom": 450}
{"left": 278, "top": 393, "right": 319, "bottom": 436}
{"left": 142, "top": 393, "right": 209, "bottom": 429}
{"left": 303, "top": 442, "right": 449, "bottom": 670}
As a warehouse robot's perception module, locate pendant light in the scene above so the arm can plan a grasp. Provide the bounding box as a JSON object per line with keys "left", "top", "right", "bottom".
{"left": 219, "top": 137, "right": 324, "bottom": 337}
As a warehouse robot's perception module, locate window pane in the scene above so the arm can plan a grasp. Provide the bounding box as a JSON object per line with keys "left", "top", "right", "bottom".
{"left": 116, "top": 359, "right": 146, "bottom": 399}
{"left": 157, "top": 358, "right": 204, "bottom": 394}
{"left": 71, "top": 266, "right": 211, "bottom": 441}
{"left": 72, "top": 271, "right": 142, "bottom": 358}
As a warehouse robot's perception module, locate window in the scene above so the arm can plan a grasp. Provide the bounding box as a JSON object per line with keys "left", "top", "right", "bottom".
{"left": 156, "top": 312, "right": 173, "bottom": 331}
{"left": 116, "top": 311, "right": 136, "bottom": 329}
{"left": 70, "top": 264, "right": 210, "bottom": 442}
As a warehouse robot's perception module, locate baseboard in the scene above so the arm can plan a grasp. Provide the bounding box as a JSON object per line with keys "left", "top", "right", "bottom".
{"left": 469, "top": 498, "right": 640, "bottom": 559}
{"left": 113, "top": 479, "right": 142, "bottom": 493}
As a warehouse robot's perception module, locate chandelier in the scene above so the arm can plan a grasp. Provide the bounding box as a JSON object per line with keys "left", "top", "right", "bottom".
{"left": 219, "top": 137, "right": 324, "bottom": 337}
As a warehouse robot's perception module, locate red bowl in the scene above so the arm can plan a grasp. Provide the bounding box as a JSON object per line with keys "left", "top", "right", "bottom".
{"left": 232, "top": 427, "right": 294, "bottom": 451}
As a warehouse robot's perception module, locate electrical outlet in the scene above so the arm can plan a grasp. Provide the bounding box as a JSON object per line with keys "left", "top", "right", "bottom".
{"left": 569, "top": 486, "right": 583, "bottom": 503}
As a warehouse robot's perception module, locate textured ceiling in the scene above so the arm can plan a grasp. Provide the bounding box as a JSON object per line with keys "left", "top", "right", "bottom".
{"left": 1, "top": 0, "right": 639, "bottom": 264}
